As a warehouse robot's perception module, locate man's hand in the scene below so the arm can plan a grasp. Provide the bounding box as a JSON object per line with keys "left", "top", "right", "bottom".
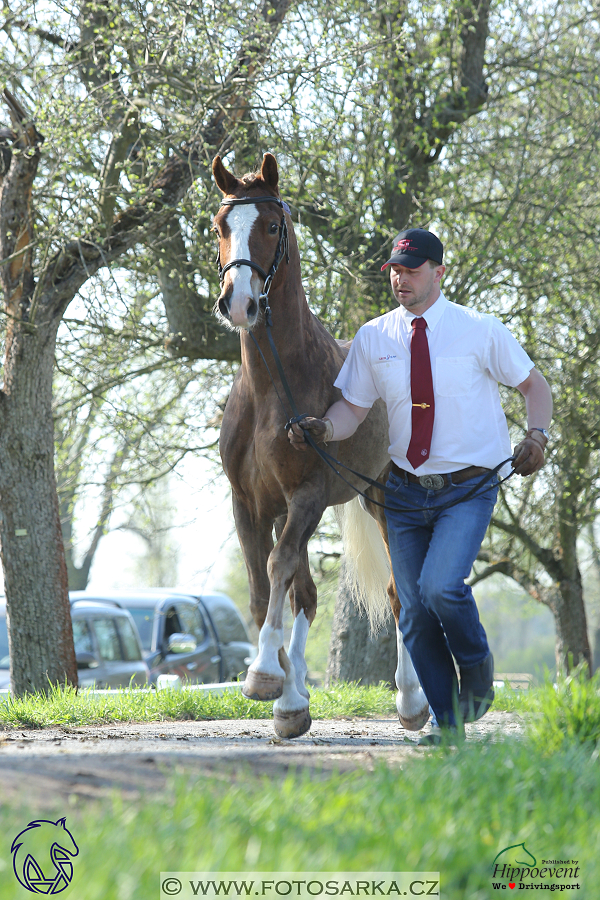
{"left": 288, "top": 417, "right": 333, "bottom": 452}
{"left": 512, "top": 430, "right": 547, "bottom": 476}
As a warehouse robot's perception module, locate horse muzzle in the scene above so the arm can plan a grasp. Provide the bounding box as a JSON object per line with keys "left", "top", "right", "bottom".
{"left": 218, "top": 283, "right": 260, "bottom": 329}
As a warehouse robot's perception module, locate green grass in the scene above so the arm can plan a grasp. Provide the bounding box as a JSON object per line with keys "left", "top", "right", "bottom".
{"left": 493, "top": 669, "right": 600, "bottom": 752}
{"left": 0, "top": 681, "right": 396, "bottom": 729}
{"left": 0, "top": 739, "right": 595, "bottom": 900}
{"left": 2, "top": 679, "right": 600, "bottom": 899}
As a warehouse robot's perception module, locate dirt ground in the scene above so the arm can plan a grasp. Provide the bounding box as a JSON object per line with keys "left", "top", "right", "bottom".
{"left": 0, "top": 711, "right": 524, "bottom": 810}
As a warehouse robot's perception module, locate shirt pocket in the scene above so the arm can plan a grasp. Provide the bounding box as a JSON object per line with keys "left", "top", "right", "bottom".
{"left": 372, "top": 359, "right": 408, "bottom": 402}
{"left": 435, "top": 356, "right": 476, "bottom": 397}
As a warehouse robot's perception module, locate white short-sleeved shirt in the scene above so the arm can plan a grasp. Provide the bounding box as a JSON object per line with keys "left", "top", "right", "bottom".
{"left": 334, "top": 291, "right": 534, "bottom": 474}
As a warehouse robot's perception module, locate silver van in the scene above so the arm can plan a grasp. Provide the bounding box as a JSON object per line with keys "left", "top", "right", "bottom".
{"left": 0, "top": 598, "right": 149, "bottom": 690}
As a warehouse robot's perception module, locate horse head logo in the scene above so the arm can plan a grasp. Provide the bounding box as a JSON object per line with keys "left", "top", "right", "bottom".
{"left": 493, "top": 842, "right": 537, "bottom": 868}
{"left": 11, "top": 817, "right": 79, "bottom": 894}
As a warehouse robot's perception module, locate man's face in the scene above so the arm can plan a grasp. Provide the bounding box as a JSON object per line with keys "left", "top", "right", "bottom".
{"left": 389, "top": 262, "right": 444, "bottom": 313}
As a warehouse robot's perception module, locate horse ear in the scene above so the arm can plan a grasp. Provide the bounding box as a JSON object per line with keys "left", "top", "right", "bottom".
{"left": 212, "top": 156, "right": 239, "bottom": 195}
{"left": 260, "top": 153, "right": 279, "bottom": 193}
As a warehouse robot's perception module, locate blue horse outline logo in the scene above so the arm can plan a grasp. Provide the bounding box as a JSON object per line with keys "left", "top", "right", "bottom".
{"left": 11, "top": 817, "right": 79, "bottom": 894}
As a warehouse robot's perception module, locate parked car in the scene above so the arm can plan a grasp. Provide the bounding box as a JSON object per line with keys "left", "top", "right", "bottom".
{"left": 69, "top": 589, "right": 256, "bottom": 685}
{"left": 0, "top": 598, "right": 149, "bottom": 690}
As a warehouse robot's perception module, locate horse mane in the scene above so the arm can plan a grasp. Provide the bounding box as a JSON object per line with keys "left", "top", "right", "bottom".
{"left": 238, "top": 171, "right": 280, "bottom": 196}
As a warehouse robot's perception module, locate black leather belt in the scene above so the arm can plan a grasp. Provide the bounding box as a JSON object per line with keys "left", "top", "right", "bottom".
{"left": 391, "top": 461, "right": 491, "bottom": 490}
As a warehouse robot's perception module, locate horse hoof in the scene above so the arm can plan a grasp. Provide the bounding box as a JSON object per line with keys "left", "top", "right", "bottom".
{"left": 273, "top": 707, "right": 312, "bottom": 739}
{"left": 242, "top": 670, "right": 284, "bottom": 701}
{"left": 397, "top": 705, "right": 430, "bottom": 732}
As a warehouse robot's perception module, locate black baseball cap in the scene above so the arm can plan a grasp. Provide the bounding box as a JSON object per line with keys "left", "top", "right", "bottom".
{"left": 381, "top": 228, "right": 444, "bottom": 271}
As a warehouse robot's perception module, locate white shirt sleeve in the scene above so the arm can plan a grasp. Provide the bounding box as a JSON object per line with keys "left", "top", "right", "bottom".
{"left": 485, "top": 318, "right": 534, "bottom": 387}
{"left": 333, "top": 328, "right": 380, "bottom": 408}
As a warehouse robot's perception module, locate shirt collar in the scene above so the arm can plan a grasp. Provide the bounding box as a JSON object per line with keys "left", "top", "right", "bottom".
{"left": 398, "top": 290, "right": 448, "bottom": 332}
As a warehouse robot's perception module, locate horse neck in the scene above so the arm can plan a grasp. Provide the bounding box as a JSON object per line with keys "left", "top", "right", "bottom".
{"left": 240, "top": 254, "right": 317, "bottom": 369}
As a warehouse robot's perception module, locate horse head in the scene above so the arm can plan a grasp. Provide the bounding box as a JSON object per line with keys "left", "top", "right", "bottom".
{"left": 212, "top": 153, "right": 290, "bottom": 330}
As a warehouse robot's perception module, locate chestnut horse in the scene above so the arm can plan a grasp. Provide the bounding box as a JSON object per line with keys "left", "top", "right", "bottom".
{"left": 213, "top": 153, "right": 429, "bottom": 738}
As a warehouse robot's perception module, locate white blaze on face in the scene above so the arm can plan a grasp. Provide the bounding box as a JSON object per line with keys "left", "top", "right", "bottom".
{"left": 225, "top": 204, "right": 260, "bottom": 326}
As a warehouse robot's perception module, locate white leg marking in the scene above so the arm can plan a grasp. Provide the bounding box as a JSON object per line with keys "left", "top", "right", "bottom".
{"left": 225, "top": 205, "right": 260, "bottom": 326}
{"left": 274, "top": 655, "right": 309, "bottom": 715}
{"left": 249, "top": 623, "right": 285, "bottom": 679}
{"left": 395, "top": 627, "right": 428, "bottom": 720}
{"left": 287, "top": 609, "right": 310, "bottom": 701}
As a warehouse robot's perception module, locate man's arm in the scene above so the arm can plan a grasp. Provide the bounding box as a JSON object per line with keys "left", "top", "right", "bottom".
{"left": 288, "top": 397, "right": 370, "bottom": 452}
{"left": 512, "top": 367, "right": 553, "bottom": 475}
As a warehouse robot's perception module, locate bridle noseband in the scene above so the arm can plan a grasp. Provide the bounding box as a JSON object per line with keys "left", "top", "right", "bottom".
{"left": 217, "top": 195, "right": 291, "bottom": 310}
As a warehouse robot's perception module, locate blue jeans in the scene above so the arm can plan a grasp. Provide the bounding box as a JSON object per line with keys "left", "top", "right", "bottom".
{"left": 385, "top": 470, "right": 499, "bottom": 728}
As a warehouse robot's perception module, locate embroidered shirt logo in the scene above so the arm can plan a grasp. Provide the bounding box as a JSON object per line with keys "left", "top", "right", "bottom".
{"left": 378, "top": 354, "right": 397, "bottom": 361}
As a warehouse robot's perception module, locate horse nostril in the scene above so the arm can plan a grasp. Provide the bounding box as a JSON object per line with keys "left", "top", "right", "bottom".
{"left": 218, "top": 295, "right": 231, "bottom": 320}
{"left": 247, "top": 299, "right": 258, "bottom": 320}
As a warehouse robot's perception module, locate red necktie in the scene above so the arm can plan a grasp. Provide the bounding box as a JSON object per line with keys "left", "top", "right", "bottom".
{"left": 406, "top": 317, "right": 435, "bottom": 469}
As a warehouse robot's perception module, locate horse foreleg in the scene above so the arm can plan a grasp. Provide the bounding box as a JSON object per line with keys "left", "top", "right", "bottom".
{"left": 246, "top": 489, "right": 323, "bottom": 737}
{"left": 286, "top": 554, "right": 316, "bottom": 703}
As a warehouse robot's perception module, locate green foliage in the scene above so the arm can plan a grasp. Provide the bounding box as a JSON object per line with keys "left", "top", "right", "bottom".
{"left": 527, "top": 668, "right": 600, "bottom": 754}
{"left": 0, "top": 682, "right": 395, "bottom": 729}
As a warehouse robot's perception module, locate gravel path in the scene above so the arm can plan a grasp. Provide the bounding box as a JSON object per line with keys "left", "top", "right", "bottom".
{"left": 0, "top": 712, "right": 525, "bottom": 809}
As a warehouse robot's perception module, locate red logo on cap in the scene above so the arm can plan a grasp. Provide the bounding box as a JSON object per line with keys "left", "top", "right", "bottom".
{"left": 394, "top": 239, "right": 418, "bottom": 253}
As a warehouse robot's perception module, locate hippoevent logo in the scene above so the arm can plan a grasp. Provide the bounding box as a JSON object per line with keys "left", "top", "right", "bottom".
{"left": 11, "top": 817, "right": 79, "bottom": 894}
{"left": 491, "top": 842, "right": 581, "bottom": 891}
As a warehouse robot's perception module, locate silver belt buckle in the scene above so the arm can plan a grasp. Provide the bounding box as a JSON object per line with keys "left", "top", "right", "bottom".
{"left": 418, "top": 474, "right": 445, "bottom": 490}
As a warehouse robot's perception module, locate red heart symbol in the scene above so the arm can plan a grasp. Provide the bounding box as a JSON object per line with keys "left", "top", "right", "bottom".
{"left": 509, "top": 885, "right": 516, "bottom": 890}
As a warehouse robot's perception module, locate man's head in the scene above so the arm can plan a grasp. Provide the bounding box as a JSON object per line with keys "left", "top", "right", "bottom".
{"left": 382, "top": 228, "right": 445, "bottom": 314}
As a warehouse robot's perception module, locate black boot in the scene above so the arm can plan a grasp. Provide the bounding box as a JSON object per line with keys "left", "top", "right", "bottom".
{"left": 458, "top": 653, "right": 494, "bottom": 723}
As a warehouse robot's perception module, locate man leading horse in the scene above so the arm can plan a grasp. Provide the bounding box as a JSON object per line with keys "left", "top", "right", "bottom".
{"left": 289, "top": 228, "right": 553, "bottom": 744}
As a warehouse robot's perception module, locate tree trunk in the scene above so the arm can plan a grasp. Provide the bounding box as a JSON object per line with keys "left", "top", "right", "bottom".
{"left": 549, "top": 577, "right": 592, "bottom": 675}
{"left": 0, "top": 328, "right": 76, "bottom": 693}
{"left": 593, "top": 626, "right": 600, "bottom": 673}
{"left": 0, "top": 94, "right": 76, "bottom": 694}
{"left": 326, "top": 560, "right": 397, "bottom": 687}
{"left": 158, "top": 213, "right": 240, "bottom": 362}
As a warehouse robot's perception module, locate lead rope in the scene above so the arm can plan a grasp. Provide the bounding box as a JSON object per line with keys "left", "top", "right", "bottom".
{"left": 255, "top": 307, "right": 515, "bottom": 515}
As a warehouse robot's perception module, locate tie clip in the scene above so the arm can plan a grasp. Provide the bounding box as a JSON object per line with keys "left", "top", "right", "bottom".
{"left": 412, "top": 403, "right": 431, "bottom": 408}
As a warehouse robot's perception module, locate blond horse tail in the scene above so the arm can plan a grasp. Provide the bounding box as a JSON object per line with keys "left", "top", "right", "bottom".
{"left": 335, "top": 497, "right": 391, "bottom": 633}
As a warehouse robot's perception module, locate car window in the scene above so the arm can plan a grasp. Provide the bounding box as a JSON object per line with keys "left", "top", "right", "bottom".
{"left": 115, "top": 617, "right": 142, "bottom": 661}
{"left": 73, "top": 620, "right": 94, "bottom": 655}
{"left": 93, "top": 618, "right": 122, "bottom": 661}
{"left": 176, "top": 604, "right": 206, "bottom": 643}
{"left": 127, "top": 608, "right": 154, "bottom": 651}
{"left": 207, "top": 601, "right": 249, "bottom": 644}
{"left": 0, "top": 615, "right": 9, "bottom": 667}
{"left": 164, "top": 607, "right": 182, "bottom": 642}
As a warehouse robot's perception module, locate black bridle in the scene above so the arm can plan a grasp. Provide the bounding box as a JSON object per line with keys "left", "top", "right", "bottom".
{"left": 217, "top": 195, "right": 290, "bottom": 312}
{"left": 215, "top": 195, "right": 515, "bottom": 514}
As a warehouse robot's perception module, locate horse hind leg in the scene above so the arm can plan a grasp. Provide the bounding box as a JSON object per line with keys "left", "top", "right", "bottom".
{"left": 388, "top": 577, "right": 430, "bottom": 731}
{"left": 361, "top": 480, "right": 430, "bottom": 731}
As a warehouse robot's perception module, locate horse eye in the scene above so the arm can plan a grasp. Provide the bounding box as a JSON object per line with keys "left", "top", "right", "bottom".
{"left": 212, "top": 226, "right": 220, "bottom": 237}
{"left": 269, "top": 223, "right": 279, "bottom": 235}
